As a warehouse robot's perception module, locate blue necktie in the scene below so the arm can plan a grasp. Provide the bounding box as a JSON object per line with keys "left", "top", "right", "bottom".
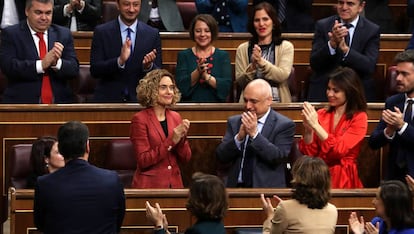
{"left": 126, "top": 27, "right": 133, "bottom": 53}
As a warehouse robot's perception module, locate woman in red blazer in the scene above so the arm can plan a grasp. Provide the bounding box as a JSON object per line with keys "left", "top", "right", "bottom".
{"left": 130, "top": 69, "right": 192, "bottom": 188}
{"left": 299, "top": 67, "right": 367, "bottom": 189}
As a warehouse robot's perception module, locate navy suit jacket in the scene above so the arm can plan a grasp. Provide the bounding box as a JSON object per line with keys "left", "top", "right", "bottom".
{"left": 369, "top": 93, "right": 414, "bottom": 180}
{"left": 90, "top": 19, "right": 162, "bottom": 103}
{"left": 216, "top": 109, "right": 295, "bottom": 188}
{"left": 309, "top": 15, "right": 380, "bottom": 102}
{"left": 0, "top": 22, "right": 79, "bottom": 103}
{"left": 34, "top": 159, "right": 125, "bottom": 234}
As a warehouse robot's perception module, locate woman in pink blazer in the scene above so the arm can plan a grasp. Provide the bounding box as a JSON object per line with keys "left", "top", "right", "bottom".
{"left": 130, "top": 69, "right": 192, "bottom": 188}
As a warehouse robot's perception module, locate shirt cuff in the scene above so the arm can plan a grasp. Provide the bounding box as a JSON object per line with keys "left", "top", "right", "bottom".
{"left": 398, "top": 122, "right": 408, "bottom": 136}
{"left": 384, "top": 128, "right": 396, "bottom": 139}
{"left": 143, "top": 62, "right": 154, "bottom": 72}
{"left": 51, "top": 58, "right": 62, "bottom": 70}
{"left": 234, "top": 134, "right": 243, "bottom": 150}
{"left": 64, "top": 4, "right": 72, "bottom": 17}
{"left": 36, "top": 60, "right": 45, "bottom": 74}
{"left": 118, "top": 57, "right": 126, "bottom": 69}
{"left": 251, "top": 131, "right": 259, "bottom": 140}
{"left": 328, "top": 41, "right": 336, "bottom": 55}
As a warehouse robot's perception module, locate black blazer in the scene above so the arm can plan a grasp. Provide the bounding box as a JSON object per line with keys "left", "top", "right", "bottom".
{"left": 309, "top": 15, "right": 380, "bottom": 102}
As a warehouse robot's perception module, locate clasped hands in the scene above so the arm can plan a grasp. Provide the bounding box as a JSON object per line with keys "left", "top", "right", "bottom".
{"left": 145, "top": 201, "right": 171, "bottom": 234}
{"left": 382, "top": 106, "right": 405, "bottom": 135}
{"left": 248, "top": 44, "right": 265, "bottom": 71}
{"left": 260, "top": 194, "right": 282, "bottom": 220}
{"left": 328, "top": 20, "right": 350, "bottom": 53}
{"left": 67, "top": 0, "right": 84, "bottom": 12}
{"left": 196, "top": 57, "right": 210, "bottom": 81}
{"left": 348, "top": 212, "right": 379, "bottom": 234}
{"left": 41, "top": 42, "right": 64, "bottom": 70}
{"left": 172, "top": 119, "right": 190, "bottom": 144}
{"left": 301, "top": 101, "right": 319, "bottom": 131}
{"left": 119, "top": 38, "right": 157, "bottom": 70}
{"left": 237, "top": 111, "right": 258, "bottom": 141}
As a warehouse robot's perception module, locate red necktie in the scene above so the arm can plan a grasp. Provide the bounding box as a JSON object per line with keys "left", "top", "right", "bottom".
{"left": 36, "top": 32, "right": 53, "bottom": 104}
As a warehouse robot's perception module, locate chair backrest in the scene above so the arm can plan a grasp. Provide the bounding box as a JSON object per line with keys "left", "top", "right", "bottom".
{"left": 104, "top": 139, "right": 137, "bottom": 188}
{"left": 10, "top": 144, "right": 33, "bottom": 189}
{"left": 70, "top": 64, "right": 96, "bottom": 103}
{"left": 176, "top": 2, "right": 197, "bottom": 30}
{"left": 102, "top": 1, "right": 119, "bottom": 23}
{"left": 385, "top": 65, "right": 398, "bottom": 98}
{"left": 285, "top": 139, "right": 304, "bottom": 187}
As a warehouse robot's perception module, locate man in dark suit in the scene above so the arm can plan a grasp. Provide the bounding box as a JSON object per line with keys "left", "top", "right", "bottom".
{"left": 34, "top": 121, "right": 126, "bottom": 234}
{"left": 0, "top": 0, "right": 26, "bottom": 29}
{"left": 90, "top": 0, "right": 162, "bottom": 103}
{"left": 308, "top": 0, "right": 380, "bottom": 102}
{"left": 216, "top": 79, "right": 295, "bottom": 188}
{"left": 53, "top": 0, "right": 102, "bottom": 31}
{"left": 369, "top": 50, "right": 414, "bottom": 182}
{"left": 0, "top": 0, "right": 79, "bottom": 104}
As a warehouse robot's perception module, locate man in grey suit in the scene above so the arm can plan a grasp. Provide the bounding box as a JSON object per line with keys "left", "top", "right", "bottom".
{"left": 308, "top": 0, "right": 380, "bottom": 102}
{"left": 216, "top": 79, "right": 295, "bottom": 188}
{"left": 34, "top": 121, "right": 125, "bottom": 234}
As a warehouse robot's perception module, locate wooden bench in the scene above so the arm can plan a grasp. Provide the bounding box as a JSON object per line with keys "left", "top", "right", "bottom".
{"left": 10, "top": 188, "right": 378, "bottom": 234}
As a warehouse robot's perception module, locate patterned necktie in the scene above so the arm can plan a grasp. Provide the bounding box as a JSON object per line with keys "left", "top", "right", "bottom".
{"left": 278, "top": 0, "right": 287, "bottom": 23}
{"left": 126, "top": 27, "right": 133, "bottom": 52}
{"left": 404, "top": 100, "right": 414, "bottom": 124}
{"left": 36, "top": 32, "right": 53, "bottom": 104}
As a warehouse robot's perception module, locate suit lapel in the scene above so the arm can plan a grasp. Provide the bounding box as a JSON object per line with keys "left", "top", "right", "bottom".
{"left": 261, "top": 110, "right": 277, "bottom": 138}
{"left": 148, "top": 108, "right": 167, "bottom": 140}
{"left": 47, "top": 26, "right": 57, "bottom": 52}
{"left": 350, "top": 17, "right": 365, "bottom": 50}
{"left": 21, "top": 23, "right": 39, "bottom": 59}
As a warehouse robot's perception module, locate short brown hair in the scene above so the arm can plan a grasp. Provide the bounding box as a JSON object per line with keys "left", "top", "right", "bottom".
{"left": 186, "top": 172, "right": 228, "bottom": 220}
{"left": 291, "top": 156, "right": 331, "bottom": 209}
{"left": 136, "top": 69, "right": 181, "bottom": 107}
{"left": 189, "top": 14, "right": 219, "bottom": 42}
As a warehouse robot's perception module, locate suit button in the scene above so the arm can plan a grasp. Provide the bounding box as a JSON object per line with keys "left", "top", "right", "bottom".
{"left": 167, "top": 165, "right": 172, "bottom": 170}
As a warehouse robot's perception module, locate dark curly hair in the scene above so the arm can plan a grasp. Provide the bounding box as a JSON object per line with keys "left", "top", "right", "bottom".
{"left": 186, "top": 172, "right": 228, "bottom": 220}
{"left": 291, "top": 156, "right": 331, "bottom": 209}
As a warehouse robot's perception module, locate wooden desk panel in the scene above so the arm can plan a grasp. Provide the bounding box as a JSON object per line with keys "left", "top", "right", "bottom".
{"left": 0, "top": 103, "right": 385, "bottom": 233}
{"left": 10, "top": 188, "right": 377, "bottom": 234}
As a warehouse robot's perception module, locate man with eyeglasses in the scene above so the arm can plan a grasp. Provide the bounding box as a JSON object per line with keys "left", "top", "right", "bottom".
{"left": 308, "top": 0, "right": 380, "bottom": 102}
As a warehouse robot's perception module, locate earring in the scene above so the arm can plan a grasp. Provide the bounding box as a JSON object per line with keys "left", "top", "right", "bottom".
{"left": 45, "top": 163, "right": 49, "bottom": 168}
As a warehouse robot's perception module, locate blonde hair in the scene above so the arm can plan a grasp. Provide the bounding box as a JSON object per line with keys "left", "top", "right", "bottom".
{"left": 136, "top": 69, "right": 181, "bottom": 107}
